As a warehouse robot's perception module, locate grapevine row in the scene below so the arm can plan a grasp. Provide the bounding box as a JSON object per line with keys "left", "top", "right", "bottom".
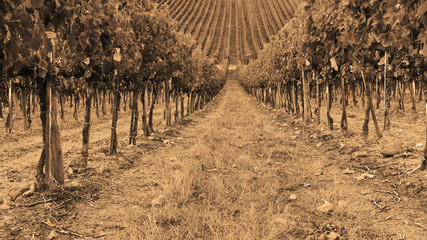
{"left": 240, "top": 0, "right": 427, "bottom": 169}
{"left": 155, "top": 0, "right": 300, "bottom": 64}
{"left": 0, "top": 0, "right": 226, "bottom": 187}
{"left": 187, "top": 0, "right": 209, "bottom": 36}
{"left": 229, "top": 1, "right": 237, "bottom": 60}
{"left": 181, "top": 0, "right": 203, "bottom": 33}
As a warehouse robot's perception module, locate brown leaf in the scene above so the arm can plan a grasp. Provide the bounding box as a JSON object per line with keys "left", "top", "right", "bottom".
{"left": 317, "top": 200, "right": 334, "bottom": 213}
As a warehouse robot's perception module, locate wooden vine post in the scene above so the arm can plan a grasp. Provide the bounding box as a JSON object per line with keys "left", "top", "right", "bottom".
{"left": 340, "top": 75, "right": 348, "bottom": 135}
{"left": 410, "top": 79, "right": 417, "bottom": 112}
{"left": 174, "top": 81, "right": 179, "bottom": 123}
{"left": 302, "top": 67, "right": 311, "bottom": 125}
{"left": 315, "top": 72, "right": 321, "bottom": 125}
{"left": 293, "top": 81, "right": 299, "bottom": 116}
{"left": 141, "top": 82, "right": 149, "bottom": 136}
{"left": 148, "top": 82, "right": 159, "bottom": 134}
{"left": 102, "top": 89, "right": 107, "bottom": 115}
{"left": 165, "top": 77, "right": 172, "bottom": 126}
{"left": 421, "top": 89, "right": 427, "bottom": 170}
{"left": 109, "top": 76, "right": 120, "bottom": 155}
{"left": 73, "top": 92, "right": 79, "bottom": 120}
{"left": 94, "top": 87, "right": 100, "bottom": 119}
{"left": 326, "top": 77, "right": 333, "bottom": 130}
{"left": 110, "top": 48, "right": 124, "bottom": 155}
{"left": 187, "top": 90, "right": 191, "bottom": 115}
{"left": 383, "top": 51, "right": 391, "bottom": 130}
{"left": 129, "top": 88, "right": 139, "bottom": 145}
{"left": 6, "top": 78, "right": 13, "bottom": 133}
{"left": 0, "top": 91, "right": 3, "bottom": 119}
{"left": 21, "top": 84, "right": 29, "bottom": 131}
{"left": 180, "top": 82, "right": 184, "bottom": 119}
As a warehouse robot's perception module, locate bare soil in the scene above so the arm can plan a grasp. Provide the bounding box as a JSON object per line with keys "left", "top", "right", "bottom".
{"left": 1, "top": 72, "right": 426, "bottom": 239}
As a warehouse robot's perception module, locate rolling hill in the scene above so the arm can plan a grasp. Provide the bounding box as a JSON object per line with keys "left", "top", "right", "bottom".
{"left": 155, "top": 0, "right": 300, "bottom": 64}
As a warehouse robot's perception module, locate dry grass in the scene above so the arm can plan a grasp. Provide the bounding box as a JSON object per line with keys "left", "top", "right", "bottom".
{"left": 111, "top": 101, "right": 399, "bottom": 239}
{"left": 112, "top": 110, "right": 314, "bottom": 239}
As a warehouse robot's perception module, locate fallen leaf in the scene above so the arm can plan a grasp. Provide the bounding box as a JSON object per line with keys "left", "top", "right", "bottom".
{"left": 317, "top": 200, "right": 334, "bottom": 213}
{"left": 341, "top": 168, "right": 355, "bottom": 174}
{"left": 354, "top": 173, "right": 375, "bottom": 181}
{"left": 113, "top": 48, "right": 122, "bottom": 62}
{"left": 314, "top": 169, "right": 323, "bottom": 176}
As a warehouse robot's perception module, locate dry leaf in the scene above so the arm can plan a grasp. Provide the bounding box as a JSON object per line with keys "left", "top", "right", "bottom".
{"left": 341, "top": 168, "right": 355, "bottom": 174}
{"left": 317, "top": 200, "right": 334, "bottom": 213}
{"left": 314, "top": 169, "right": 323, "bottom": 176}
{"left": 354, "top": 173, "right": 375, "bottom": 181}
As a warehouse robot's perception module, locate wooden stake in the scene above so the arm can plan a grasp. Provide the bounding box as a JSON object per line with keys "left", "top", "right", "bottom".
{"left": 141, "top": 83, "right": 148, "bottom": 137}
{"left": 7, "top": 78, "right": 13, "bottom": 133}
{"left": 302, "top": 67, "right": 311, "bottom": 125}
{"left": 421, "top": 96, "right": 427, "bottom": 170}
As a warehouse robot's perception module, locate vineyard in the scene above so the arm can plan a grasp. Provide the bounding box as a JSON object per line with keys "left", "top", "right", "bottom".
{"left": 1, "top": 0, "right": 427, "bottom": 239}
{"left": 239, "top": 0, "right": 427, "bottom": 168}
{"left": 155, "top": 0, "right": 300, "bottom": 64}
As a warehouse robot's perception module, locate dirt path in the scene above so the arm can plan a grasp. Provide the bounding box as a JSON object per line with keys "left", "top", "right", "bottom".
{"left": 2, "top": 72, "right": 427, "bottom": 239}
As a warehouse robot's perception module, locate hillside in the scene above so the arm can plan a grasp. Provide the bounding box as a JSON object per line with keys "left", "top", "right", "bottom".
{"left": 155, "top": 0, "right": 300, "bottom": 64}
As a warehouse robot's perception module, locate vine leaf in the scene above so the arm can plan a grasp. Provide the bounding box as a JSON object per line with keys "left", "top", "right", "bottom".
{"left": 45, "top": 31, "right": 57, "bottom": 39}
{"left": 113, "top": 48, "right": 122, "bottom": 62}
{"left": 82, "top": 57, "right": 90, "bottom": 65}
{"left": 330, "top": 57, "right": 338, "bottom": 71}
{"left": 416, "top": 1, "right": 427, "bottom": 17}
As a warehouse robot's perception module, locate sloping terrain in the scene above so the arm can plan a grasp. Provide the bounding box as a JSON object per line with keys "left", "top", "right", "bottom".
{"left": 155, "top": 0, "right": 300, "bottom": 64}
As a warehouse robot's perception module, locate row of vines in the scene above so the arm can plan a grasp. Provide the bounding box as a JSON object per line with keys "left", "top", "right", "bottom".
{"left": 155, "top": 0, "right": 299, "bottom": 64}
{"left": 0, "top": 0, "right": 225, "bottom": 188}
{"left": 239, "top": 0, "right": 427, "bottom": 169}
